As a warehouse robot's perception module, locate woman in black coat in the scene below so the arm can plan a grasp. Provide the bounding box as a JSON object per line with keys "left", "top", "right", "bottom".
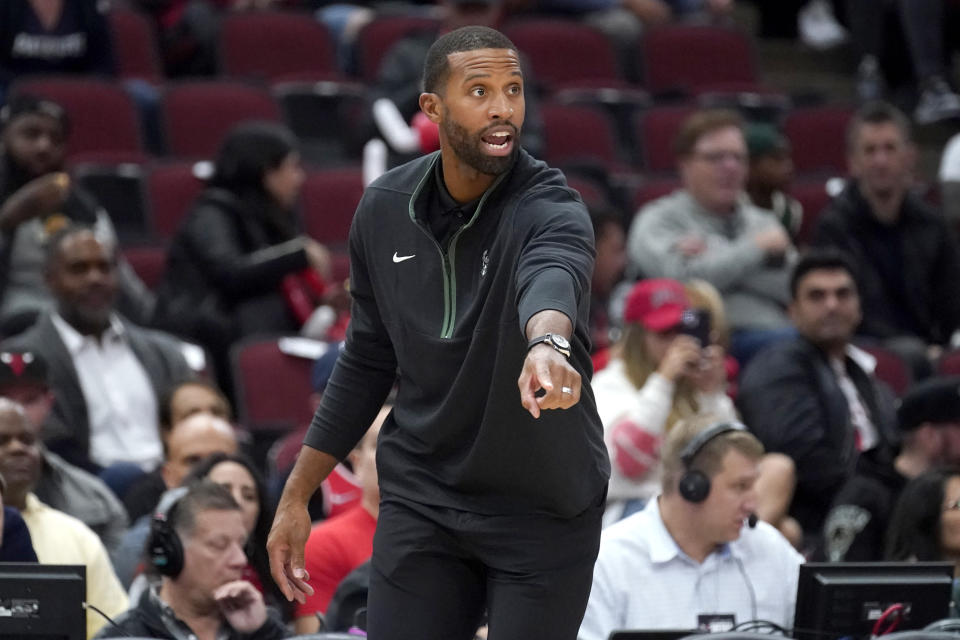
{"left": 154, "top": 122, "right": 330, "bottom": 394}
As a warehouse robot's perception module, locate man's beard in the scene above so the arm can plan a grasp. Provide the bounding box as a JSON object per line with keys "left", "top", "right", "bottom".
{"left": 442, "top": 115, "right": 518, "bottom": 176}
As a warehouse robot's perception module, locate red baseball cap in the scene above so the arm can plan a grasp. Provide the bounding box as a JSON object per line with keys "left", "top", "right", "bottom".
{"left": 623, "top": 278, "right": 689, "bottom": 331}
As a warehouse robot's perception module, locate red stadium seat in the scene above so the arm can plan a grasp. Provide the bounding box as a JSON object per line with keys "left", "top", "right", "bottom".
{"left": 108, "top": 8, "right": 163, "bottom": 83}
{"left": 231, "top": 337, "right": 317, "bottom": 433}
{"left": 505, "top": 19, "right": 626, "bottom": 92}
{"left": 146, "top": 162, "right": 206, "bottom": 239}
{"left": 859, "top": 344, "right": 912, "bottom": 396}
{"left": 790, "top": 178, "right": 834, "bottom": 246}
{"left": 634, "top": 105, "right": 696, "bottom": 172}
{"left": 633, "top": 177, "right": 681, "bottom": 210}
{"left": 540, "top": 102, "right": 622, "bottom": 172}
{"left": 160, "top": 81, "right": 283, "bottom": 158}
{"left": 300, "top": 168, "right": 365, "bottom": 246}
{"left": 219, "top": 11, "right": 341, "bottom": 82}
{"left": 938, "top": 349, "right": 960, "bottom": 376}
{"left": 10, "top": 78, "right": 147, "bottom": 163}
{"left": 783, "top": 105, "right": 854, "bottom": 175}
{"left": 641, "top": 25, "right": 761, "bottom": 96}
{"left": 122, "top": 245, "right": 167, "bottom": 290}
{"left": 354, "top": 15, "right": 440, "bottom": 81}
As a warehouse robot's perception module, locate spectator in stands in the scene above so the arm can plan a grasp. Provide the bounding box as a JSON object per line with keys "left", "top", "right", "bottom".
{"left": 182, "top": 453, "right": 286, "bottom": 615}
{"left": 738, "top": 249, "right": 900, "bottom": 542}
{"left": 294, "top": 403, "right": 388, "bottom": 634}
{"left": 124, "top": 379, "right": 232, "bottom": 523}
{"left": 627, "top": 109, "right": 796, "bottom": 365}
{"left": 589, "top": 207, "right": 627, "bottom": 357}
{"left": 579, "top": 416, "right": 803, "bottom": 639}
{"left": 812, "top": 101, "right": 960, "bottom": 380}
{"left": 0, "top": 470, "right": 38, "bottom": 562}
{"left": 0, "top": 0, "right": 115, "bottom": 102}
{"left": 113, "top": 412, "right": 238, "bottom": 588}
{"left": 0, "top": 349, "right": 128, "bottom": 554}
{"left": 592, "top": 278, "right": 737, "bottom": 523}
{"left": 96, "top": 481, "right": 287, "bottom": 639}
{"left": 824, "top": 376, "right": 960, "bottom": 562}
{"left": 1, "top": 226, "right": 193, "bottom": 494}
{"left": 0, "top": 398, "right": 127, "bottom": 638}
{"left": 0, "top": 95, "right": 154, "bottom": 333}
{"left": 153, "top": 121, "right": 332, "bottom": 398}
{"left": 744, "top": 122, "right": 802, "bottom": 242}
{"left": 886, "top": 467, "right": 960, "bottom": 577}
{"left": 844, "top": 0, "right": 960, "bottom": 123}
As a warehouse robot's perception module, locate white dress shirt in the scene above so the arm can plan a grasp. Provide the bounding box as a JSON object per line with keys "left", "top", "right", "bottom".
{"left": 579, "top": 498, "right": 804, "bottom": 640}
{"left": 51, "top": 313, "right": 162, "bottom": 470}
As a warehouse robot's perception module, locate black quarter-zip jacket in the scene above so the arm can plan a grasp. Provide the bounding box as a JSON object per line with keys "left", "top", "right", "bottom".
{"left": 303, "top": 149, "right": 610, "bottom": 518}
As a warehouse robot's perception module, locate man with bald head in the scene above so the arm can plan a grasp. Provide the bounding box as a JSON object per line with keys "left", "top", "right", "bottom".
{"left": 0, "top": 397, "right": 127, "bottom": 638}
{"left": 114, "top": 413, "right": 239, "bottom": 587}
{"left": 1, "top": 225, "right": 193, "bottom": 488}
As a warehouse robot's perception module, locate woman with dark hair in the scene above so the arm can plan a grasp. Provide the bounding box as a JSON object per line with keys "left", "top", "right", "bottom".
{"left": 153, "top": 121, "right": 331, "bottom": 394}
{"left": 886, "top": 468, "right": 960, "bottom": 615}
{"left": 886, "top": 467, "right": 960, "bottom": 563}
{"left": 182, "top": 452, "right": 290, "bottom": 618}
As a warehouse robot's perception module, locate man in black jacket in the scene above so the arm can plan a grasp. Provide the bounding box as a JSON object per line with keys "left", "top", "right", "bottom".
{"left": 737, "top": 249, "right": 899, "bottom": 542}
{"left": 269, "top": 26, "right": 609, "bottom": 640}
{"left": 96, "top": 481, "right": 286, "bottom": 640}
{"left": 812, "top": 101, "right": 960, "bottom": 379}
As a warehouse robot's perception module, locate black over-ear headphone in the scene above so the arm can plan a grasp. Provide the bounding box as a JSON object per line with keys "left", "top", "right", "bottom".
{"left": 677, "top": 421, "right": 747, "bottom": 503}
{"left": 148, "top": 486, "right": 189, "bottom": 578}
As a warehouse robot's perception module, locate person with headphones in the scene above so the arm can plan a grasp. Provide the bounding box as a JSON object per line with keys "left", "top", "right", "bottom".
{"left": 96, "top": 481, "right": 286, "bottom": 640}
{"left": 578, "top": 415, "right": 804, "bottom": 640}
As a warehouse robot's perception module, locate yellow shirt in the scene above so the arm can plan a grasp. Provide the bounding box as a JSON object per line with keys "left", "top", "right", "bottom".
{"left": 20, "top": 493, "right": 129, "bottom": 639}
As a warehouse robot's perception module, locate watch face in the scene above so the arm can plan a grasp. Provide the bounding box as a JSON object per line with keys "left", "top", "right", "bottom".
{"left": 551, "top": 334, "right": 571, "bottom": 350}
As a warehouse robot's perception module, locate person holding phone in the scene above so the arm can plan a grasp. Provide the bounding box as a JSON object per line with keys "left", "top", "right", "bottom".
{"left": 592, "top": 278, "right": 736, "bottom": 524}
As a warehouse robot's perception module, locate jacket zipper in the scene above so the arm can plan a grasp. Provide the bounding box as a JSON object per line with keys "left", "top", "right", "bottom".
{"left": 407, "top": 154, "right": 507, "bottom": 339}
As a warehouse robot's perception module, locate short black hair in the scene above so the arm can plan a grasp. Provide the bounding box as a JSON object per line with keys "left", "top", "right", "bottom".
{"left": 846, "top": 101, "right": 912, "bottom": 153}
{"left": 44, "top": 224, "right": 114, "bottom": 275}
{"left": 422, "top": 25, "right": 517, "bottom": 95}
{"left": 0, "top": 93, "right": 69, "bottom": 134}
{"left": 789, "top": 248, "right": 859, "bottom": 299}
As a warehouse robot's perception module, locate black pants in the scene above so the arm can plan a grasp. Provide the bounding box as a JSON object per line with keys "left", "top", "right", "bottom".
{"left": 366, "top": 492, "right": 604, "bottom": 640}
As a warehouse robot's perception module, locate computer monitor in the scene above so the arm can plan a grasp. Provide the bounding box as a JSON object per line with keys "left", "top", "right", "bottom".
{"left": 793, "top": 561, "right": 954, "bottom": 640}
{"left": 0, "top": 563, "right": 85, "bottom": 640}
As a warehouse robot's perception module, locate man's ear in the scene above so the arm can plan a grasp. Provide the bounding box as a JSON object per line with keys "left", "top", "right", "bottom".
{"left": 419, "top": 92, "right": 442, "bottom": 125}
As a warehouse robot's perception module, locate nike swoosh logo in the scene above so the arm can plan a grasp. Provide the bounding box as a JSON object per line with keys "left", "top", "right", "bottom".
{"left": 393, "top": 252, "right": 415, "bottom": 263}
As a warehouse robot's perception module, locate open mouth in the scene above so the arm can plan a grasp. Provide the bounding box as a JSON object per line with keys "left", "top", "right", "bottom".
{"left": 481, "top": 130, "right": 514, "bottom": 155}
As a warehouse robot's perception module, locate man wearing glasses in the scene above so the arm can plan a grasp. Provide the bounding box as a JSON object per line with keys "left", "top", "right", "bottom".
{"left": 626, "top": 109, "right": 797, "bottom": 364}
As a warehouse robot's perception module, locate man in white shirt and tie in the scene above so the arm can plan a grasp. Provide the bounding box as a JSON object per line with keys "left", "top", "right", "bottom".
{"left": 579, "top": 417, "right": 803, "bottom": 640}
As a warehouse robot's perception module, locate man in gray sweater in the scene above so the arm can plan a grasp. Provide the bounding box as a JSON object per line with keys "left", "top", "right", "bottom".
{"left": 627, "top": 109, "right": 796, "bottom": 363}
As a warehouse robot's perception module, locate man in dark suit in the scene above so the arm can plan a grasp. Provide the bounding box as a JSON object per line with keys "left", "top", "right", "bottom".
{"left": 2, "top": 225, "right": 193, "bottom": 492}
